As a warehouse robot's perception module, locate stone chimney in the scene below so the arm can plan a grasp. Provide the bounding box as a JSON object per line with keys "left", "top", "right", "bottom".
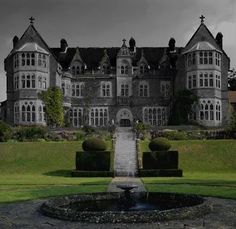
{"left": 215, "top": 32, "right": 223, "bottom": 49}
{"left": 13, "top": 36, "right": 19, "bottom": 48}
{"left": 60, "top": 39, "right": 68, "bottom": 52}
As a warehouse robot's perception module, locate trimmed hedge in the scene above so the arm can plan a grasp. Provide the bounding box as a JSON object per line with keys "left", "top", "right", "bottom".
{"left": 142, "top": 151, "right": 179, "bottom": 169}
{"left": 149, "top": 137, "right": 171, "bottom": 151}
{"left": 82, "top": 138, "right": 107, "bottom": 151}
{"left": 76, "top": 151, "right": 111, "bottom": 171}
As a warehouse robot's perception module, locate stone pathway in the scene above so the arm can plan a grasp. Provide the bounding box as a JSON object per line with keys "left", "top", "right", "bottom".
{"left": 114, "top": 127, "right": 138, "bottom": 177}
{"left": 107, "top": 177, "right": 146, "bottom": 192}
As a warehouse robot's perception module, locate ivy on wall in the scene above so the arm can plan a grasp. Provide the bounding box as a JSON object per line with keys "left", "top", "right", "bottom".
{"left": 40, "top": 87, "right": 64, "bottom": 127}
{"left": 169, "top": 89, "right": 198, "bottom": 125}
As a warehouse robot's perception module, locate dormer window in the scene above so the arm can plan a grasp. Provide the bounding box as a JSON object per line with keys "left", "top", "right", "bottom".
{"left": 71, "top": 62, "right": 84, "bottom": 77}
{"left": 140, "top": 64, "right": 148, "bottom": 74}
{"left": 101, "top": 64, "right": 110, "bottom": 74}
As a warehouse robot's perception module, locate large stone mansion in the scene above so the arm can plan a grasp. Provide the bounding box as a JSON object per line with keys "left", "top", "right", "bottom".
{"left": 1, "top": 17, "right": 230, "bottom": 127}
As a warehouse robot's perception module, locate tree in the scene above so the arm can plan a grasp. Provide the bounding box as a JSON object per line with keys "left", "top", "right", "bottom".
{"left": 40, "top": 87, "right": 64, "bottom": 127}
{"left": 169, "top": 89, "right": 198, "bottom": 125}
{"left": 228, "top": 68, "right": 236, "bottom": 91}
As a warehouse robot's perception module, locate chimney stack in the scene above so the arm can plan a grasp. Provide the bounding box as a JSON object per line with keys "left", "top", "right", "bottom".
{"left": 215, "top": 32, "right": 223, "bottom": 49}
{"left": 60, "top": 39, "right": 68, "bottom": 52}
{"left": 13, "top": 36, "right": 19, "bottom": 48}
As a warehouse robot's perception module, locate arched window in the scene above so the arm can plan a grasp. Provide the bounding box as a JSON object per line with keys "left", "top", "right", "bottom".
{"left": 22, "top": 105, "right": 26, "bottom": 122}
{"left": 199, "top": 99, "right": 221, "bottom": 122}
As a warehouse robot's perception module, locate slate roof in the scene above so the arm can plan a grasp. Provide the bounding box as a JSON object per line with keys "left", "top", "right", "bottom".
{"left": 183, "top": 41, "right": 221, "bottom": 54}
{"left": 50, "top": 47, "right": 184, "bottom": 71}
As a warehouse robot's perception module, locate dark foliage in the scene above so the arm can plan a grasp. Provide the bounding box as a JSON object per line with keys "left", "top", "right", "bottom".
{"left": 75, "top": 151, "right": 110, "bottom": 171}
{"left": 0, "top": 121, "right": 12, "bottom": 142}
{"left": 169, "top": 89, "right": 198, "bottom": 125}
{"left": 82, "top": 138, "right": 107, "bottom": 151}
{"left": 149, "top": 137, "right": 171, "bottom": 151}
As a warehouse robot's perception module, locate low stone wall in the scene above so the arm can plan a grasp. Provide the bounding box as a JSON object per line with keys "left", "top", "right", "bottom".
{"left": 41, "top": 192, "right": 211, "bottom": 223}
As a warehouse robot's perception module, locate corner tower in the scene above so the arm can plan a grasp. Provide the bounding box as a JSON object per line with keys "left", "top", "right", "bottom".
{"left": 182, "top": 16, "right": 229, "bottom": 126}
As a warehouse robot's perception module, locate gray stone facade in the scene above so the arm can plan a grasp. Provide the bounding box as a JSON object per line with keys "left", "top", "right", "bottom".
{"left": 3, "top": 19, "right": 230, "bottom": 127}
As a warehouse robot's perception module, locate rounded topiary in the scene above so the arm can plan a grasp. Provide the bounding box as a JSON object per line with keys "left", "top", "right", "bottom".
{"left": 82, "top": 138, "right": 107, "bottom": 151}
{"left": 149, "top": 137, "right": 171, "bottom": 151}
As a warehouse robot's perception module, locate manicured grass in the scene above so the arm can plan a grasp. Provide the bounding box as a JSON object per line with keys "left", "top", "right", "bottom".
{"left": 140, "top": 140, "right": 236, "bottom": 199}
{"left": 0, "top": 141, "right": 112, "bottom": 203}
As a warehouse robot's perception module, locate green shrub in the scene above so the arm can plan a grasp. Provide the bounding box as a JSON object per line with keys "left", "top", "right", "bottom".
{"left": 0, "top": 121, "right": 12, "bottom": 142}
{"left": 163, "top": 131, "right": 188, "bottom": 140}
{"left": 82, "top": 138, "right": 107, "bottom": 151}
{"left": 14, "top": 126, "right": 47, "bottom": 141}
{"left": 76, "top": 130, "right": 86, "bottom": 141}
{"left": 149, "top": 137, "right": 171, "bottom": 151}
{"left": 82, "top": 125, "right": 95, "bottom": 135}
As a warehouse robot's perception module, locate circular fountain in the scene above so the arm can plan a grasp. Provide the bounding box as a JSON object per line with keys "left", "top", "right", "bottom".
{"left": 41, "top": 184, "right": 211, "bottom": 223}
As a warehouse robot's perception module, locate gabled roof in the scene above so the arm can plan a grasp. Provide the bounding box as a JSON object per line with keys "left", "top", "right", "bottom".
{"left": 184, "top": 22, "right": 229, "bottom": 59}
{"left": 6, "top": 24, "right": 58, "bottom": 62}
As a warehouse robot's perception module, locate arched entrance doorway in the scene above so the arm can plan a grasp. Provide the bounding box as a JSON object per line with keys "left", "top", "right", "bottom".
{"left": 116, "top": 108, "right": 133, "bottom": 127}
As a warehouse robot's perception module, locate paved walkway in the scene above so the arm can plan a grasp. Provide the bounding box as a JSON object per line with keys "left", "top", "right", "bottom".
{"left": 114, "top": 127, "right": 138, "bottom": 176}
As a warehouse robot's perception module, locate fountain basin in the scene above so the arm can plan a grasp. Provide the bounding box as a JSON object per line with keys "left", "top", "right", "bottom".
{"left": 41, "top": 192, "right": 211, "bottom": 223}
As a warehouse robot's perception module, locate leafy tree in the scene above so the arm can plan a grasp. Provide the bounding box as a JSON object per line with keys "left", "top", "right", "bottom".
{"left": 169, "top": 89, "right": 198, "bottom": 125}
{"left": 228, "top": 111, "right": 236, "bottom": 132}
{"left": 40, "top": 87, "right": 64, "bottom": 127}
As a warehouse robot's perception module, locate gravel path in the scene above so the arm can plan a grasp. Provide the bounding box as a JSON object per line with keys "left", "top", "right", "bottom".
{"left": 0, "top": 197, "right": 236, "bottom": 228}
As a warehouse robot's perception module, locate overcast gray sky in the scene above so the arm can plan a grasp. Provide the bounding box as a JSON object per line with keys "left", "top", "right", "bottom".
{"left": 0, "top": 0, "right": 236, "bottom": 102}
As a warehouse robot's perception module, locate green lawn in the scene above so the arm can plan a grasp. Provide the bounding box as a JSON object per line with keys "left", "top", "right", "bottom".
{"left": 0, "top": 141, "right": 112, "bottom": 203}
{"left": 140, "top": 140, "right": 236, "bottom": 199}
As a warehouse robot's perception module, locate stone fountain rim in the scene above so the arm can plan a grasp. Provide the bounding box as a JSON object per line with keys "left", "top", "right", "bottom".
{"left": 40, "top": 192, "right": 212, "bottom": 223}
